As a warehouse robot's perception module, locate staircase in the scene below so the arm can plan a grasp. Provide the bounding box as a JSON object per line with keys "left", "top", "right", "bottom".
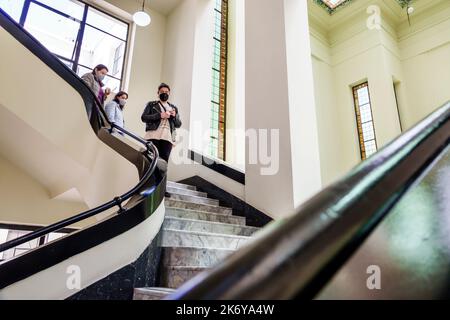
{"left": 133, "top": 181, "right": 260, "bottom": 300}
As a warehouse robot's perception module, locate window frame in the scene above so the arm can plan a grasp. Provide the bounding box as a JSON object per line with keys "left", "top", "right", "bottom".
{"left": 13, "top": 0, "right": 130, "bottom": 91}
{"left": 352, "top": 82, "right": 378, "bottom": 160}
{"left": 209, "top": 0, "right": 228, "bottom": 161}
{"left": 0, "top": 227, "right": 69, "bottom": 261}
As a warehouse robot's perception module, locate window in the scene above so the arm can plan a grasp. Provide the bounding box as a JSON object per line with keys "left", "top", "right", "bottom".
{"left": 0, "top": 0, "right": 25, "bottom": 21}
{"left": 0, "top": 0, "right": 129, "bottom": 92}
{"left": 112, "top": 42, "right": 124, "bottom": 76}
{"left": 209, "top": 0, "right": 228, "bottom": 160}
{"left": 321, "top": 0, "right": 347, "bottom": 9}
{"left": 352, "top": 82, "right": 378, "bottom": 160}
{"left": 0, "top": 228, "right": 67, "bottom": 261}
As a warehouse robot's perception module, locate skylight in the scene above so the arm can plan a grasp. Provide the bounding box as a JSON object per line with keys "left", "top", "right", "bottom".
{"left": 313, "top": 0, "right": 353, "bottom": 14}
{"left": 321, "top": 0, "right": 348, "bottom": 9}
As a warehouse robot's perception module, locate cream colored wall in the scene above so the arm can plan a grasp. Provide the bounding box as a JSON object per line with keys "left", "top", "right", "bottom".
{"left": 330, "top": 42, "right": 402, "bottom": 174}
{"left": 160, "top": 0, "right": 199, "bottom": 184}
{"left": 311, "top": 56, "right": 342, "bottom": 185}
{"left": 0, "top": 156, "right": 89, "bottom": 227}
{"left": 309, "top": 0, "right": 450, "bottom": 186}
{"left": 0, "top": 22, "right": 139, "bottom": 226}
{"left": 103, "top": 0, "right": 167, "bottom": 137}
{"left": 100, "top": 0, "right": 247, "bottom": 201}
{"left": 161, "top": 0, "right": 245, "bottom": 199}
{"left": 399, "top": 1, "right": 450, "bottom": 129}
{"left": 189, "top": 0, "right": 215, "bottom": 155}
{"left": 225, "top": 0, "right": 246, "bottom": 171}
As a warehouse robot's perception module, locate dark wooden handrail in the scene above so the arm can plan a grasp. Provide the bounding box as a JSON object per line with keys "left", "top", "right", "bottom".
{"left": 168, "top": 101, "right": 450, "bottom": 300}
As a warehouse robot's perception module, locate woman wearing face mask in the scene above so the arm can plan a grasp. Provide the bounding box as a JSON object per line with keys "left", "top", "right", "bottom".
{"left": 141, "top": 83, "right": 182, "bottom": 163}
{"left": 105, "top": 91, "right": 128, "bottom": 133}
{"left": 81, "top": 64, "right": 111, "bottom": 105}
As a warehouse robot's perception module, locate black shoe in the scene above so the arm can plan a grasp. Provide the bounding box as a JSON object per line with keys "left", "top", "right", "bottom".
{"left": 165, "top": 192, "right": 171, "bottom": 198}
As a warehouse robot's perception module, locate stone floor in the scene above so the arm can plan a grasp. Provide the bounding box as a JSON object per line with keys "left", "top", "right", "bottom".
{"left": 133, "top": 181, "right": 260, "bottom": 300}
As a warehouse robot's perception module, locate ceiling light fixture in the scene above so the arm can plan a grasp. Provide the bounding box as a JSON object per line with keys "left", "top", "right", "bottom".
{"left": 133, "top": 0, "right": 151, "bottom": 27}
{"left": 407, "top": 5, "right": 414, "bottom": 26}
{"left": 399, "top": 0, "right": 414, "bottom": 26}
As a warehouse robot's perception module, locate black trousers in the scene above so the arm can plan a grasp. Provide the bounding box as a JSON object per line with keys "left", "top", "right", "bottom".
{"left": 149, "top": 139, "right": 173, "bottom": 162}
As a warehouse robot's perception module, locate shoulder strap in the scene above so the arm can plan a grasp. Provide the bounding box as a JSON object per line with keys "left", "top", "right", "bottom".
{"left": 158, "top": 101, "right": 167, "bottom": 112}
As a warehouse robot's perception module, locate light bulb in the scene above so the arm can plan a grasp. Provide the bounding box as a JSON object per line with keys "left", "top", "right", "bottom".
{"left": 133, "top": 11, "right": 151, "bottom": 27}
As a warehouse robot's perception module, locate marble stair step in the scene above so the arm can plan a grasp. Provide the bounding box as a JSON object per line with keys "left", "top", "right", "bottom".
{"left": 163, "top": 216, "right": 259, "bottom": 236}
{"left": 168, "top": 193, "right": 219, "bottom": 206}
{"left": 165, "top": 199, "right": 232, "bottom": 215}
{"left": 133, "top": 287, "right": 175, "bottom": 300}
{"left": 160, "top": 266, "right": 208, "bottom": 289}
{"left": 162, "top": 246, "right": 235, "bottom": 267}
{"left": 167, "top": 181, "right": 197, "bottom": 191}
{"left": 166, "top": 208, "right": 246, "bottom": 225}
{"left": 166, "top": 186, "right": 207, "bottom": 198}
{"left": 161, "top": 228, "right": 252, "bottom": 250}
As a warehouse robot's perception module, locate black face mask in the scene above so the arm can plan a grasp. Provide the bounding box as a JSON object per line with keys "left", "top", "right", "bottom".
{"left": 159, "top": 93, "right": 169, "bottom": 102}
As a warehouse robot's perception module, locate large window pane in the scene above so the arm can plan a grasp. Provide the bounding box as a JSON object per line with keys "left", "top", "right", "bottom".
{"left": 86, "top": 6, "right": 127, "bottom": 40}
{"left": 362, "top": 122, "right": 375, "bottom": 141}
{"left": 35, "top": 0, "right": 84, "bottom": 20}
{"left": 103, "top": 75, "right": 120, "bottom": 93}
{"left": 0, "top": 0, "right": 25, "bottom": 22}
{"left": 359, "top": 104, "right": 372, "bottom": 123}
{"left": 59, "top": 58, "right": 73, "bottom": 69}
{"left": 357, "top": 87, "right": 370, "bottom": 105}
{"left": 47, "top": 232, "right": 66, "bottom": 242}
{"left": 1, "top": 230, "right": 39, "bottom": 260}
{"left": 24, "top": 3, "right": 80, "bottom": 60}
{"left": 76, "top": 64, "right": 91, "bottom": 78}
{"left": 78, "top": 25, "right": 126, "bottom": 80}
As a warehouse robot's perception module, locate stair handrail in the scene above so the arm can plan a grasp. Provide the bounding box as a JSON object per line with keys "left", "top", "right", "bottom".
{"left": 0, "top": 8, "right": 161, "bottom": 256}
{"left": 168, "top": 101, "right": 450, "bottom": 300}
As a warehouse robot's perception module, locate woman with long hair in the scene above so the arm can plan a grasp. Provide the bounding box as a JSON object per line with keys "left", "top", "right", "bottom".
{"left": 81, "top": 64, "right": 111, "bottom": 105}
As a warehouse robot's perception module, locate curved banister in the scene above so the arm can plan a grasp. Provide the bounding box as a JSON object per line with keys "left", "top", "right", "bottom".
{"left": 168, "top": 101, "right": 450, "bottom": 300}
{"left": 0, "top": 8, "right": 163, "bottom": 266}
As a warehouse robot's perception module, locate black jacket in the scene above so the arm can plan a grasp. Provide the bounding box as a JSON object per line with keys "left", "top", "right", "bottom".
{"left": 141, "top": 101, "right": 182, "bottom": 133}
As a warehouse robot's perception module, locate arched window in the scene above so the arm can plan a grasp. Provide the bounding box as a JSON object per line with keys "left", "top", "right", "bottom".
{"left": 209, "top": 0, "right": 228, "bottom": 160}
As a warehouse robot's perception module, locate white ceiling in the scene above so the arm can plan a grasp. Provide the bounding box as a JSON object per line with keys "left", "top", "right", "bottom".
{"left": 145, "top": 0, "right": 183, "bottom": 15}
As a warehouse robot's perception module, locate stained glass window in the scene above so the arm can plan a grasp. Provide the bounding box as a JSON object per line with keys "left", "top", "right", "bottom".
{"left": 353, "top": 82, "right": 378, "bottom": 160}
{"left": 209, "top": 0, "right": 228, "bottom": 160}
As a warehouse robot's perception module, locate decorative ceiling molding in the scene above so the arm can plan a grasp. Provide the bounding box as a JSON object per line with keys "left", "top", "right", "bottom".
{"left": 313, "top": 0, "right": 416, "bottom": 15}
